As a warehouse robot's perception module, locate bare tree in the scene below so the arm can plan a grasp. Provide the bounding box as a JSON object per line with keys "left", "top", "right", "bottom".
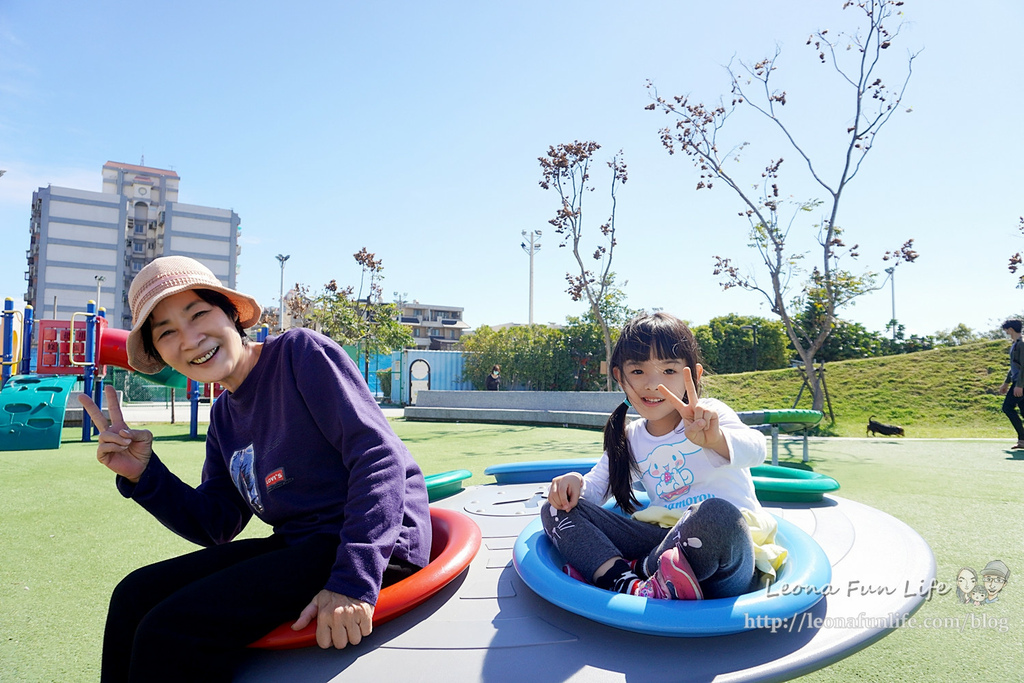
{"left": 539, "top": 141, "right": 627, "bottom": 391}
{"left": 646, "top": 0, "right": 918, "bottom": 410}
{"left": 1008, "top": 217, "right": 1024, "bottom": 288}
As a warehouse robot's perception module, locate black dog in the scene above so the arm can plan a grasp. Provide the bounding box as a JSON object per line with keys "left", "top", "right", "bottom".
{"left": 867, "top": 416, "right": 905, "bottom": 437}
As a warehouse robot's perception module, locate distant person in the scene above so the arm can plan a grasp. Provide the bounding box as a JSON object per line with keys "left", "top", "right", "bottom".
{"left": 485, "top": 364, "right": 501, "bottom": 391}
{"left": 998, "top": 320, "right": 1024, "bottom": 448}
{"left": 78, "top": 256, "right": 430, "bottom": 682}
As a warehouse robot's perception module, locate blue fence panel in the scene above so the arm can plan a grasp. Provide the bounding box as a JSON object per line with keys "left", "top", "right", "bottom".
{"left": 390, "top": 349, "right": 471, "bottom": 405}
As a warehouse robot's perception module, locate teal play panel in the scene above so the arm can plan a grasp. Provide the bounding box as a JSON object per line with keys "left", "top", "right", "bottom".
{"left": 0, "top": 375, "right": 79, "bottom": 451}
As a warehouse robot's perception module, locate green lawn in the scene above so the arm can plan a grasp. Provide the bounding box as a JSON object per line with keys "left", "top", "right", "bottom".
{"left": 705, "top": 340, "right": 1012, "bottom": 438}
{"left": 2, "top": 421, "right": 1021, "bottom": 682}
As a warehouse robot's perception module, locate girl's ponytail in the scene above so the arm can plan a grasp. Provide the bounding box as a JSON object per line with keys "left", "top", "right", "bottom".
{"left": 603, "top": 401, "right": 640, "bottom": 515}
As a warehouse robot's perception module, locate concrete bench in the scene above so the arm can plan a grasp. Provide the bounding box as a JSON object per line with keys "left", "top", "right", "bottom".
{"left": 404, "top": 390, "right": 636, "bottom": 429}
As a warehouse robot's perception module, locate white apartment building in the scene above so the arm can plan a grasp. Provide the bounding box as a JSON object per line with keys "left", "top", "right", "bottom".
{"left": 398, "top": 302, "right": 470, "bottom": 349}
{"left": 26, "top": 161, "right": 241, "bottom": 329}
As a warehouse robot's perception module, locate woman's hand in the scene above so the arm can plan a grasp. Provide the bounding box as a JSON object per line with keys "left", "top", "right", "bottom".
{"left": 548, "top": 472, "right": 584, "bottom": 512}
{"left": 292, "top": 589, "right": 374, "bottom": 649}
{"left": 656, "top": 364, "right": 730, "bottom": 459}
{"left": 78, "top": 386, "right": 153, "bottom": 482}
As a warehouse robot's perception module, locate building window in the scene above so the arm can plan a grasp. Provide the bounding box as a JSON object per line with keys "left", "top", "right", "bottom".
{"left": 133, "top": 242, "right": 145, "bottom": 253}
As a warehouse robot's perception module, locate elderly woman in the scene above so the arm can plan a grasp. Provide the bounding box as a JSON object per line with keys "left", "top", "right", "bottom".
{"left": 80, "top": 256, "right": 430, "bottom": 682}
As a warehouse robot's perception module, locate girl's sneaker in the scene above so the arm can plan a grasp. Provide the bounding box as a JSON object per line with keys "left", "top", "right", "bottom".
{"left": 630, "top": 547, "right": 703, "bottom": 600}
{"left": 561, "top": 564, "right": 588, "bottom": 583}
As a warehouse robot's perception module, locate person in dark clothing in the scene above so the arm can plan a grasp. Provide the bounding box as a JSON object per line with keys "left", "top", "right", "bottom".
{"left": 998, "top": 319, "right": 1024, "bottom": 449}
{"left": 485, "top": 364, "right": 501, "bottom": 390}
{"left": 78, "top": 256, "right": 431, "bottom": 682}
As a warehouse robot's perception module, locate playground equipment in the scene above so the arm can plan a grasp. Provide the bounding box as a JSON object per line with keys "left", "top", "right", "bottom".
{"left": 485, "top": 459, "right": 839, "bottom": 505}
{"left": 235, "top": 473, "right": 935, "bottom": 683}
{"left": 250, "top": 507, "right": 482, "bottom": 650}
{"left": 513, "top": 510, "right": 831, "bottom": 637}
{"left": 737, "top": 409, "right": 825, "bottom": 465}
{"left": 424, "top": 468, "right": 472, "bottom": 502}
{"left": 749, "top": 464, "right": 840, "bottom": 503}
{"left": 1, "top": 298, "right": 195, "bottom": 451}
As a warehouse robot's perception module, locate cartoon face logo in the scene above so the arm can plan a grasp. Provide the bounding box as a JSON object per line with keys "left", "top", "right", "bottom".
{"left": 955, "top": 567, "right": 977, "bottom": 604}
{"left": 639, "top": 443, "right": 697, "bottom": 503}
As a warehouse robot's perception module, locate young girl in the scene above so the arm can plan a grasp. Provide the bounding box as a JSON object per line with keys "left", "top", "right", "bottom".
{"left": 543, "top": 312, "right": 767, "bottom": 600}
{"left": 78, "top": 256, "right": 431, "bottom": 682}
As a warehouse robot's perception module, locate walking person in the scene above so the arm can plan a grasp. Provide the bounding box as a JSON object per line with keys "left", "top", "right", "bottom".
{"left": 998, "top": 320, "right": 1024, "bottom": 449}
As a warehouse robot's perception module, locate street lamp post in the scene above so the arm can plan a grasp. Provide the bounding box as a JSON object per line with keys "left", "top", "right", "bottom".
{"left": 276, "top": 254, "right": 290, "bottom": 333}
{"left": 521, "top": 230, "right": 542, "bottom": 325}
{"left": 885, "top": 267, "right": 896, "bottom": 342}
{"left": 94, "top": 275, "right": 105, "bottom": 309}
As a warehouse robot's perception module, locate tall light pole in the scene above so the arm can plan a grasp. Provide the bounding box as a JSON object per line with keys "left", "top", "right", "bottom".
{"left": 521, "top": 230, "right": 541, "bottom": 325}
{"left": 94, "top": 275, "right": 105, "bottom": 308}
{"left": 885, "top": 266, "right": 896, "bottom": 342}
{"left": 393, "top": 291, "right": 407, "bottom": 319}
{"left": 276, "top": 254, "right": 290, "bottom": 333}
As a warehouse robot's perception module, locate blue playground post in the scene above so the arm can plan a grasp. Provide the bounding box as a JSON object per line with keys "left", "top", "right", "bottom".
{"left": 256, "top": 324, "right": 269, "bottom": 342}
{"left": 20, "top": 305, "right": 34, "bottom": 375}
{"left": 81, "top": 301, "right": 96, "bottom": 442}
{"left": 187, "top": 378, "right": 199, "bottom": 440}
{"left": 1, "top": 298, "right": 12, "bottom": 389}
{"left": 93, "top": 308, "right": 106, "bottom": 434}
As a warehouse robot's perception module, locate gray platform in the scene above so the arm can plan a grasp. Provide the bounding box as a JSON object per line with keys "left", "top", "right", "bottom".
{"left": 235, "top": 484, "right": 935, "bottom": 683}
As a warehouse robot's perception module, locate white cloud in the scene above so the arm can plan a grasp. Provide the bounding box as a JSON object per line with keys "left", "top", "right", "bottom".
{"left": 0, "top": 161, "right": 100, "bottom": 205}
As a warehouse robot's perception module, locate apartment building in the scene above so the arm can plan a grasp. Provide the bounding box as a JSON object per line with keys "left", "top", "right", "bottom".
{"left": 398, "top": 301, "right": 470, "bottom": 349}
{"left": 26, "top": 161, "right": 240, "bottom": 329}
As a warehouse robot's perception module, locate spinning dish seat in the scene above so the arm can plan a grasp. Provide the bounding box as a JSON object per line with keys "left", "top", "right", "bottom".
{"left": 751, "top": 464, "right": 840, "bottom": 503}
{"left": 425, "top": 469, "right": 473, "bottom": 502}
{"left": 250, "top": 507, "right": 481, "bottom": 650}
{"left": 485, "top": 460, "right": 839, "bottom": 503}
{"left": 485, "top": 458, "right": 599, "bottom": 484}
{"left": 513, "top": 513, "right": 831, "bottom": 637}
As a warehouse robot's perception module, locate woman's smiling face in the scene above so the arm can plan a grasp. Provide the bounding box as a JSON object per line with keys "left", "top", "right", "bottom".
{"left": 149, "top": 290, "right": 253, "bottom": 392}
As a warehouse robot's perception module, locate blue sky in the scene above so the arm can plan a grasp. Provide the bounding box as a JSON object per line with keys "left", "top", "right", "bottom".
{"left": 2, "top": 1, "right": 1021, "bottom": 340}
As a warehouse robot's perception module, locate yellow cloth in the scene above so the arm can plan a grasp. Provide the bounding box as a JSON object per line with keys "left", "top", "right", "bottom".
{"left": 632, "top": 505, "right": 788, "bottom": 581}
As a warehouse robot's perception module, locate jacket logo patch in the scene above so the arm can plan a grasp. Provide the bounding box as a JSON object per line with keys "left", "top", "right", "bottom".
{"left": 265, "top": 468, "right": 291, "bottom": 492}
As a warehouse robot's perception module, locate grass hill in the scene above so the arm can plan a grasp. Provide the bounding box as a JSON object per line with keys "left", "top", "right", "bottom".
{"left": 701, "top": 339, "right": 1011, "bottom": 438}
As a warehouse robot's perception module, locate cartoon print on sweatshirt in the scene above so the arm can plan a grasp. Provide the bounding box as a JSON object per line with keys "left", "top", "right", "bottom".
{"left": 229, "top": 443, "right": 264, "bottom": 513}
{"left": 636, "top": 442, "right": 701, "bottom": 503}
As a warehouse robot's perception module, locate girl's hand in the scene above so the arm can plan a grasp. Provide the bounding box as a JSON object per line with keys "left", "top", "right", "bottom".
{"left": 656, "top": 365, "right": 730, "bottom": 459}
{"left": 548, "top": 472, "right": 584, "bottom": 511}
{"left": 78, "top": 386, "right": 153, "bottom": 483}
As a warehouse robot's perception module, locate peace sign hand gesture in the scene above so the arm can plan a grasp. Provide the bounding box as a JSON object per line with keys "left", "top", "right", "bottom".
{"left": 78, "top": 385, "right": 153, "bottom": 483}
{"left": 655, "top": 364, "right": 730, "bottom": 460}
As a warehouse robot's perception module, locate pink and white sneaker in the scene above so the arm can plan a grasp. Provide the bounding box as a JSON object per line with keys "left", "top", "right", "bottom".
{"left": 631, "top": 547, "right": 703, "bottom": 600}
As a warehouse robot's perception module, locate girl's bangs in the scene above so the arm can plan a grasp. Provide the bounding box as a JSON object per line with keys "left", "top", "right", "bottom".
{"left": 616, "top": 315, "right": 695, "bottom": 365}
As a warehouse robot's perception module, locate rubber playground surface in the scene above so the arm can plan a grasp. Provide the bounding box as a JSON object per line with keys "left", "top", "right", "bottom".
{"left": 1, "top": 424, "right": 1021, "bottom": 682}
